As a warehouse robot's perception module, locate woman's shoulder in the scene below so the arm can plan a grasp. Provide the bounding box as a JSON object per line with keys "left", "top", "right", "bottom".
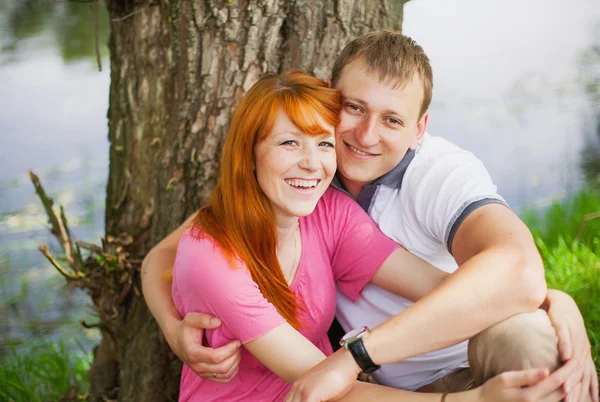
{"left": 315, "top": 186, "right": 356, "bottom": 211}
{"left": 175, "top": 227, "right": 240, "bottom": 283}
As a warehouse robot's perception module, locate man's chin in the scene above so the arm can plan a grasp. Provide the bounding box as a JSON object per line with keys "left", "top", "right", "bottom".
{"left": 337, "top": 167, "right": 379, "bottom": 186}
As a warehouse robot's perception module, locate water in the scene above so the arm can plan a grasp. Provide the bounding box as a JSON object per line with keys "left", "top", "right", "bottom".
{"left": 0, "top": 0, "right": 599, "bottom": 353}
{"left": 0, "top": 0, "right": 110, "bottom": 353}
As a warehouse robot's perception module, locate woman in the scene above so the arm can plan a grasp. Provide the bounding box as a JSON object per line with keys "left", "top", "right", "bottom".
{"left": 172, "top": 70, "right": 575, "bottom": 402}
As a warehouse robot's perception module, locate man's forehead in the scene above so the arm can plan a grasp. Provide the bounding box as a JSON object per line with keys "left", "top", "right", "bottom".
{"left": 336, "top": 65, "right": 424, "bottom": 117}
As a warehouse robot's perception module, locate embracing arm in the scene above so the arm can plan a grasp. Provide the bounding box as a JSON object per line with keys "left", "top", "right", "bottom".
{"left": 141, "top": 213, "right": 196, "bottom": 345}
{"left": 141, "top": 213, "right": 242, "bottom": 380}
{"left": 364, "top": 203, "right": 546, "bottom": 365}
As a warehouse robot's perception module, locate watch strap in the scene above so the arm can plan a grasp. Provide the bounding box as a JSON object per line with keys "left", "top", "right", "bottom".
{"left": 346, "top": 337, "right": 381, "bottom": 374}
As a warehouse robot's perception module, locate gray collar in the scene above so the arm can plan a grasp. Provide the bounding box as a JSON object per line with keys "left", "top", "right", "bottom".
{"left": 331, "top": 149, "right": 416, "bottom": 212}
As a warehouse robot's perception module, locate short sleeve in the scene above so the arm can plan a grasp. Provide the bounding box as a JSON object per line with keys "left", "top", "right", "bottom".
{"left": 319, "top": 189, "right": 400, "bottom": 302}
{"left": 405, "top": 150, "right": 508, "bottom": 253}
{"left": 172, "top": 230, "right": 286, "bottom": 344}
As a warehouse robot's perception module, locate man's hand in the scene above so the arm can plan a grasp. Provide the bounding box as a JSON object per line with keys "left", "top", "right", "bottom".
{"left": 475, "top": 359, "right": 580, "bottom": 402}
{"left": 166, "top": 312, "right": 242, "bottom": 383}
{"left": 546, "top": 290, "right": 598, "bottom": 402}
{"left": 284, "top": 347, "right": 360, "bottom": 402}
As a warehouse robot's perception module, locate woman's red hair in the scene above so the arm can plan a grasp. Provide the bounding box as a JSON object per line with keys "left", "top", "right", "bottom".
{"left": 192, "top": 70, "right": 342, "bottom": 328}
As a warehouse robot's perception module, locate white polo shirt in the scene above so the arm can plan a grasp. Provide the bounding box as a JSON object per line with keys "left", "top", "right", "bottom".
{"left": 333, "top": 132, "right": 508, "bottom": 390}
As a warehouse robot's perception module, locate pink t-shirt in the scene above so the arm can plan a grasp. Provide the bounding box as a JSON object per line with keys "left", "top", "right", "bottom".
{"left": 172, "top": 188, "right": 399, "bottom": 402}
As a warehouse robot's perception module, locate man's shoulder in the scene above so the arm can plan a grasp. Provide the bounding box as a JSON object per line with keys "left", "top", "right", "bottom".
{"left": 406, "top": 133, "right": 488, "bottom": 186}
{"left": 416, "top": 133, "right": 480, "bottom": 165}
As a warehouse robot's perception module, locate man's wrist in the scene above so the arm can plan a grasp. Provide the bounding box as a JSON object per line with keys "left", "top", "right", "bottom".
{"left": 159, "top": 311, "right": 182, "bottom": 353}
{"left": 340, "top": 327, "right": 381, "bottom": 373}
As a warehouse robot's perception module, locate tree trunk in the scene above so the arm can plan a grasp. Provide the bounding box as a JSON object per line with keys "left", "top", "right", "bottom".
{"left": 96, "top": 0, "right": 409, "bottom": 400}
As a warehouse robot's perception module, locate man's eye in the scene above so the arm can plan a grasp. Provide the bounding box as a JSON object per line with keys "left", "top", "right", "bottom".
{"left": 346, "top": 104, "right": 361, "bottom": 112}
{"left": 387, "top": 118, "right": 403, "bottom": 126}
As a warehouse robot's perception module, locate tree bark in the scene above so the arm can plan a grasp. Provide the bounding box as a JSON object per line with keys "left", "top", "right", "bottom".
{"left": 96, "top": 0, "right": 409, "bottom": 400}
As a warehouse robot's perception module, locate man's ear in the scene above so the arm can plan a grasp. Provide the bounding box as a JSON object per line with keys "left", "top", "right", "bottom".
{"left": 409, "top": 111, "right": 429, "bottom": 150}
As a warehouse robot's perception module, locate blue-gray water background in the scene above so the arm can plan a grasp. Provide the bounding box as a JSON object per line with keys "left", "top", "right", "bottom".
{"left": 1, "top": 0, "right": 599, "bottom": 355}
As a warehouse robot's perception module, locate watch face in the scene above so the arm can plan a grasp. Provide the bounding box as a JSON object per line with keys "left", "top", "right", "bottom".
{"left": 341, "top": 326, "right": 368, "bottom": 343}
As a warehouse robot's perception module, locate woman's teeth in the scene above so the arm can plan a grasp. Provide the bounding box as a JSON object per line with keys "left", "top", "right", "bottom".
{"left": 285, "top": 179, "right": 318, "bottom": 188}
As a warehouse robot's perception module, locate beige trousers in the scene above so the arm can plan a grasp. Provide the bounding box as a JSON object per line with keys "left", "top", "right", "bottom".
{"left": 417, "top": 309, "right": 589, "bottom": 401}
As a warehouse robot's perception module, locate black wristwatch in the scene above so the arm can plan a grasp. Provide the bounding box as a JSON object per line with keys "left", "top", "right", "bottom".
{"left": 339, "top": 326, "right": 381, "bottom": 374}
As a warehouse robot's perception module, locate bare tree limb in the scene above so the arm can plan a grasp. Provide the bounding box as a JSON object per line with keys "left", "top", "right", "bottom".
{"left": 576, "top": 211, "right": 600, "bottom": 241}
{"left": 78, "top": 240, "right": 105, "bottom": 255}
{"left": 39, "top": 244, "right": 85, "bottom": 280}
{"left": 27, "top": 170, "right": 61, "bottom": 237}
{"left": 94, "top": 0, "right": 102, "bottom": 72}
{"left": 57, "top": 205, "right": 75, "bottom": 266}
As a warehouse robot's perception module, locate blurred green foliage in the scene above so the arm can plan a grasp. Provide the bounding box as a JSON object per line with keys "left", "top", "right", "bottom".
{"left": 0, "top": 339, "right": 91, "bottom": 402}
{"left": 524, "top": 188, "right": 600, "bottom": 372}
{"left": 0, "top": 0, "right": 110, "bottom": 65}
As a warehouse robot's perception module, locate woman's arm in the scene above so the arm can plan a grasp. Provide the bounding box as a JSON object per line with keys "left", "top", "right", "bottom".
{"left": 245, "top": 321, "right": 440, "bottom": 401}
{"left": 245, "top": 320, "right": 576, "bottom": 402}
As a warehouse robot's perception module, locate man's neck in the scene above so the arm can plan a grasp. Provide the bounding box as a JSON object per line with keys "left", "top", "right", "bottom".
{"left": 340, "top": 177, "right": 364, "bottom": 199}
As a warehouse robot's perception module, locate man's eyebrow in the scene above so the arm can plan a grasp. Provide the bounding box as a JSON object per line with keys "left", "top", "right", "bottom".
{"left": 382, "top": 108, "right": 406, "bottom": 120}
{"left": 343, "top": 96, "right": 406, "bottom": 120}
{"left": 342, "top": 96, "right": 367, "bottom": 106}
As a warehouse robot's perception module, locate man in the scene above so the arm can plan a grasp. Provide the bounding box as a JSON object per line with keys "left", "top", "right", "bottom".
{"left": 141, "top": 31, "right": 598, "bottom": 401}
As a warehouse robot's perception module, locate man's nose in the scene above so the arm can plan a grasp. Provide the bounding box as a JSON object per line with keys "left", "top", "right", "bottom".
{"left": 356, "top": 117, "right": 379, "bottom": 147}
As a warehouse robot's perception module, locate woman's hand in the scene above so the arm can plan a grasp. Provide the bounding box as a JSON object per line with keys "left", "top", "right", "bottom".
{"left": 473, "top": 359, "right": 580, "bottom": 402}
{"left": 167, "top": 312, "right": 242, "bottom": 383}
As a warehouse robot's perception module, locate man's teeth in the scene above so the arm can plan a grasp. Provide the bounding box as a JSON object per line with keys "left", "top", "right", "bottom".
{"left": 348, "top": 144, "right": 371, "bottom": 156}
{"left": 285, "top": 179, "right": 318, "bottom": 188}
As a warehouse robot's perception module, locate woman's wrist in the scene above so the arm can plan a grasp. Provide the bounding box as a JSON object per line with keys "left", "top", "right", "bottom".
{"left": 448, "top": 388, "right": 480, "bottom": 402}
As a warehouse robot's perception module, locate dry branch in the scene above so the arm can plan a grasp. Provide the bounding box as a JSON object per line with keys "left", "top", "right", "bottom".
{"left": 39, "top": 244, "right": 84, "bottom": 280}
{"left": 576, "top": 211, "right": 600, "bottom": 241}
{"left": 28, "top": 170, "right": 86, "bottom": 278}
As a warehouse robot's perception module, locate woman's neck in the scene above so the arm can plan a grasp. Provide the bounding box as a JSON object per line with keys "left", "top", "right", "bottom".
{"left": 276, "top": 217, "right": 300, "bottom": 242}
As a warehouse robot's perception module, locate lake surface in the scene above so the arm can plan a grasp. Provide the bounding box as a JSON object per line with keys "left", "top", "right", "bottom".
{"left": 0, "top": 0, "right": 599, "bottom": 353}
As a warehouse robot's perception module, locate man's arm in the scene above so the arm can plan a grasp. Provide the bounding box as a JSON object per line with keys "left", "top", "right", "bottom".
{"left": 141, "top": 213, "right": 196, "bottom": 344}
{"left": 287, "top": 203, "right": 548, "bottom": 401}
{"left": 141, "top": 213, "right": 242, "bottom": 381}
{"left": 363, "top": 203, "right": 546, "bottom": 364}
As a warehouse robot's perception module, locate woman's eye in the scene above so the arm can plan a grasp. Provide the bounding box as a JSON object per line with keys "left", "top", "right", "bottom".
{"left": 281, "top": 140, "right": 298, "bottom": 146}
{"left": 319, "top": 141, "right": 335, "bottom": 148}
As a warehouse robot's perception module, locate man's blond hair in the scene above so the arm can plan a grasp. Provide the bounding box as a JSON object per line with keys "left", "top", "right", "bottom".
{"left": 331, "top": 31, "right": 433, "bottom": 119}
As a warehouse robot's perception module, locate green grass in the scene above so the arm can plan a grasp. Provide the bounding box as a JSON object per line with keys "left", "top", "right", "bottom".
{"left": 0, "top": 339, "right": 91, "bottom": 402}
{"left": 523, "top": 189, "right": 600, "bottom": 247}
{"left": 523, "top": 188, "right": 600, "bottom": 371}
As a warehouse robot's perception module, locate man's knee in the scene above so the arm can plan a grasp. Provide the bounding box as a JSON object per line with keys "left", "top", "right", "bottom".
{"left": 468, "top": 309, "right": 561, "bottom": 386}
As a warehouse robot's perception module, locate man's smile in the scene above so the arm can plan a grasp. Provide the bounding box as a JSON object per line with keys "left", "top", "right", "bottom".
{"left": 345, "top": 142, "right": 379, "bottom": 157}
